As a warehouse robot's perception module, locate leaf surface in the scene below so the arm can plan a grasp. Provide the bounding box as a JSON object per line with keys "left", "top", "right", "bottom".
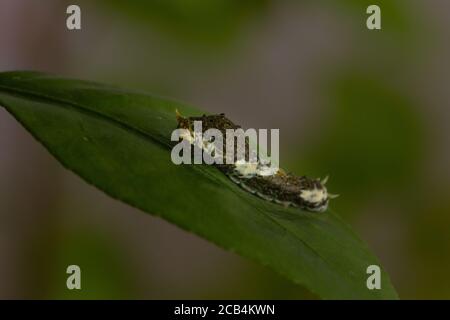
{"left": 0, "top": 71, "right": 398, "bottom": 299}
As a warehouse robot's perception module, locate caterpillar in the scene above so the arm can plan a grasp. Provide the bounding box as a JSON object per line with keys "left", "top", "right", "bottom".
{"left": 175, "top": 110, "right": 337, "bottom": 212}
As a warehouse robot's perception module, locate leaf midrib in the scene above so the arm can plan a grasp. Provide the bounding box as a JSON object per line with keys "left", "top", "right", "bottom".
{"left": 0, "top": 84, "right": 171, "bottom": 149}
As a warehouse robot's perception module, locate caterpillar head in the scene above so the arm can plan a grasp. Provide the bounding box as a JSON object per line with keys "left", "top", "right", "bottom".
{"left": 297, "top": 176, "right": 338, "bottom": 212}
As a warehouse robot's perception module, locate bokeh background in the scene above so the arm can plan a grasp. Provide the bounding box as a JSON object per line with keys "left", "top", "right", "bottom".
{"left": 0, "top": 0, "right": 449, "bottom": 299}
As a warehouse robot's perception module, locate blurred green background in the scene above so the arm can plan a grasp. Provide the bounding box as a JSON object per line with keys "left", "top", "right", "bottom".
{"left": 0, "top": 0, "right": 449, "bottom": 299}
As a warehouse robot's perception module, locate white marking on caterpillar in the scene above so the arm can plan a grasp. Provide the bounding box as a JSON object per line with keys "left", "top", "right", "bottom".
{"left": 229, "top": 175, "right": 242, "bottom": 185}
{"left": 274, "top": 199, "right": 294, "bottom": 207}
{"left": 241, "top": 183, "right": 257, "bottom": 194}
{"left": 299, "top": 188, "right": 328, "bottom": 204}
{"left": 234, "top": 159, "right": 258, "bottom": 177}
{"left": 256, "top": 192, "right": 274, "bottom": 202}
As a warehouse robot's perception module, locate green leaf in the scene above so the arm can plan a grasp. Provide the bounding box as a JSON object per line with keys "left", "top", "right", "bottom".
{"left": 0, "top": 71, "right": 397, "bottom": 299}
